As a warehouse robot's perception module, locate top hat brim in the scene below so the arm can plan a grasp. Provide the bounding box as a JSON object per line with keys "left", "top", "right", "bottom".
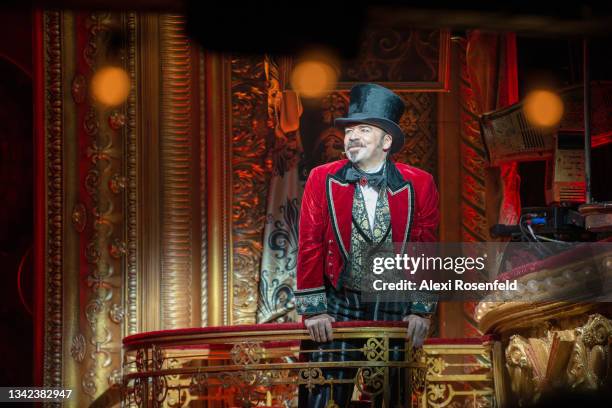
{"left": 335, "top": 115, "right": 405, "bottom": 154}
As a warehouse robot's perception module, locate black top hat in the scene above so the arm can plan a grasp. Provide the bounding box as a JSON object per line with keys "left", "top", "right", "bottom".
{"left": 334, "top": 83, "right": 406, "bottom": 154}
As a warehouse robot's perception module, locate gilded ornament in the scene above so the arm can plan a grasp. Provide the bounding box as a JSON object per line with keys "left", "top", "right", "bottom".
{"left": 71, "top": 73, "right": 87, "bottom": 104}
{"left": 71, "top": 334, "right": 86, "bottom": 362}
{"left": 108, "top": 110, "right": 126, "bottom": 130}
{"left": 109, "top": 303, "right": 125, "bottom": 324}
{"left": 72, "top": 202, "right": 87, "bottom": 233}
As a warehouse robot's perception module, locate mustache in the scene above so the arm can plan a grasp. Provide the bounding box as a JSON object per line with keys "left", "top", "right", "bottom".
{"left": 346, "top": 142, "right": 364, "bottom": 149}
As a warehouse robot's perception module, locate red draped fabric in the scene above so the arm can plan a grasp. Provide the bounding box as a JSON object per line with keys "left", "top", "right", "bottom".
{"left": 461, "top": 31, "right": 521, "bottom": 338}
{"left": 466, "top": 31, "right": 521, "bottom": 227}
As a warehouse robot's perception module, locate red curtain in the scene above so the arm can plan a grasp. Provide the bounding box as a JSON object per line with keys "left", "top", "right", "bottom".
{"left": 466, "top": 31, "right": 521, "bottom": 227}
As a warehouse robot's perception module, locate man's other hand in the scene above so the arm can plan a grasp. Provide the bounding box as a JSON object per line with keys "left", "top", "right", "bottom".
{"left": 304, "top": 313, "right": 336, "bottom": 342}
{"left": 403, "top": 314, "right": 431, "bottom": 348}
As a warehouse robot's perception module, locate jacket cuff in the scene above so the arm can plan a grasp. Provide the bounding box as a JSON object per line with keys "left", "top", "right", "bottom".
{"left": 294, "top": 286, "right": 328, "bottom": 315}
{"left": 410, "top": 301, "right": 437, "bottom": 315}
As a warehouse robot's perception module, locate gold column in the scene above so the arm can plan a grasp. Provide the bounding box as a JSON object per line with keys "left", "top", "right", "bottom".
{"left": 159, "top": 14, "right": 196, "bottom": 329}
{"left": 204, "top": 52, "right": 232, "bottom": 326}
{"left": 137, "top": 13, "right": 162, "bottom": 332}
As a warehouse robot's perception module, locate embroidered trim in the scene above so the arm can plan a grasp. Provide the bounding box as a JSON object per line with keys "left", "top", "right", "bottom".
{"left": 387, "top": 182, "right": 410, "bottom": 196}
{"left": 294, "top": 286, "right": 326, "bottom": 294}
{"left": 410, "top": 301, "right": 437, "bottom": 314}
{"left": 400, "top": 182, "right": 415, "bottom": 256}
{"left": 294, "top": 287, "right": 328, "bottom": 315}
{"left": 326, "top": 176, "right": 349, "bottom": 261}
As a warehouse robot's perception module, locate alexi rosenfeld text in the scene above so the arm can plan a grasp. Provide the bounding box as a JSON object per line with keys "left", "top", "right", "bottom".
{"left": 368, "top": 253, "right": 518, "bottom": 292}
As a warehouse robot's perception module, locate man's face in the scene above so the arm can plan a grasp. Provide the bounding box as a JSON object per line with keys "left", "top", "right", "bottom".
{"left": 344, "top": 124, "right": 391, "bottom": 164}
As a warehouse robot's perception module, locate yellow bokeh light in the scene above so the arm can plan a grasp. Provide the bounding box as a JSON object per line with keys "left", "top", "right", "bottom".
{"left": 290, "top": 59, "right": 338, "bottom": 99}
{"left": 523, "top": 89, "right": 564, "bottom": 128}
{"left": 90, "top": 66, "right": 130, "bottom": 107}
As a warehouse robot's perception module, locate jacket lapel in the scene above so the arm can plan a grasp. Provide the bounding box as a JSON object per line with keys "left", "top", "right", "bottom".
{"left": 386, "top": 161, "right": 415, "bottom": 255}
{"left": 326, "top": 160, "right": 414, "bottom": 259}
{"left": 326, "top": 162, "right": 354, "bottom": 261}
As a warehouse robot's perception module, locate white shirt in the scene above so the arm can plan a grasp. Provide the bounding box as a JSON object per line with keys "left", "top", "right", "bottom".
{"left": 357, "top": 161, "right": 385, "bottom": 232}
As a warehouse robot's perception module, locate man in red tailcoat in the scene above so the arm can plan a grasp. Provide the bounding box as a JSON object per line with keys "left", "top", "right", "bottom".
{"left": 296, "top": 83, "right": 440, "bottom": 407}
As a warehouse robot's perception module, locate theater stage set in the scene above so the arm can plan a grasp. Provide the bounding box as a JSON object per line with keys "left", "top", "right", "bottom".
{"left": 3, "top": 4, "right": 612, "bottom": 408}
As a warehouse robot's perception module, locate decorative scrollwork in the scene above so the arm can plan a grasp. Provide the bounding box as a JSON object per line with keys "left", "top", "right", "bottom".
{"left": 505, "top": 335, "right": 536, "bottom": 404}
{"left": 71, "top": 73, "right": 87, "bottom": 104}
{"left": 133, "top": 376, "right": 145, "bottom": 407}
{"left": 427, "top": 383, "right": 453, "bottom": 408}
{"left": 109, "top": 173, "right": 127, "bottom": 194}
{"left": 428, "top": 356, "right": 446, "bottom": 376}
{"left": 72, "top": 203, "right": 87, "bottom": 233}
{"left": 363, "top": 337, "right": 386, "bottom": 361}
{"left": 410, "top": 347, "right": 427, "bottom": 392}
{"left": 567, "top": 314, "right": 612, "bottom": 390}
{"left": 299, "top": 367, "right": 325, "bottom": 391}
{"left": 231, "top": 55, "right": 270, "bottom": 325}
{"left": 231, "top": 341, "right": 264, "bottom": 365}
{"left": 135, "top": 348, "right": 145, "bottom": 372}
{"left": 152, "top": 345, "right": 165, "bottom": 371}
{"left": 152, "top": 375, "right": 168, "bottom": 406}
{"left": 108, "top": 110, "right": 126, "bottom": 130}
{"left": 579, "top": 313, "right": 612, "bottom": 348}
{"left": 342, "top": 29, "right": 442, "bottom": 83}
{"left": 355, "top": 367, "right": 385, "bottom": 397}
{"left": 109, "top": 237, "right": 127, "bottom": 259}
{"left": 189, "top": 372, "right": 209, "bottom": 395}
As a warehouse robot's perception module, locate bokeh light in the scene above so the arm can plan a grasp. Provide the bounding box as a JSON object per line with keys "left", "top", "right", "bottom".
{"left": 90, "top": 66, "right": 130, "bottom": 107}
{"left": 290, "top": 52, "right": 339, "bottom": 99}
{"left": 523, "top": 89, "right": 564, "bottom": 128}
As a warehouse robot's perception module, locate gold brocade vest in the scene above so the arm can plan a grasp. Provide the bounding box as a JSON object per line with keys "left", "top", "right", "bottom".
{"left": 340, "top": 184, "right": 392, "bottom": 290}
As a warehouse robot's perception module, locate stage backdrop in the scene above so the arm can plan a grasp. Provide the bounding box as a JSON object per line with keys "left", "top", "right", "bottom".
{"left": 34, "top": 11, "right": 456, "bottom": 404}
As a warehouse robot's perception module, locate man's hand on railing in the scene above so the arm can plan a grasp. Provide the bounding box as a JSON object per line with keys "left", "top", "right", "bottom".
{"left": 304, "top": 313, "right": 336, "bottom": 342}
{"left": 403, "top": 314, "right": 431, "bottom": 348}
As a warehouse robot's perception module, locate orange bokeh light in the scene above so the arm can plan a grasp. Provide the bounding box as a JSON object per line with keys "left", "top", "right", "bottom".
{"left": 290, "top": 58, "right": 338, "bottom": 99}
{"left": 90, "top": 66, "right": 130, "bottom": 107}
{"left": 523, "top": 89, "right": 564, "bottom": 128}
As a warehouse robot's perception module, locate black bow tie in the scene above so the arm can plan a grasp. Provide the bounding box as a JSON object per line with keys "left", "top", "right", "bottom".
{"left": 345, "top": 164, "right": 387, "bottom": 189}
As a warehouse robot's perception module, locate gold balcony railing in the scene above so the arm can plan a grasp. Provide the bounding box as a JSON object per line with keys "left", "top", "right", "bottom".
{"left": 118, "top": 322, "right": 497, "bottom": 408}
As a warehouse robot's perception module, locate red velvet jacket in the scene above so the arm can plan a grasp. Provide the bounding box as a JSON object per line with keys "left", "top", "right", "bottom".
{"left": 295, "top": 159, "right": 440, "bottom": 316}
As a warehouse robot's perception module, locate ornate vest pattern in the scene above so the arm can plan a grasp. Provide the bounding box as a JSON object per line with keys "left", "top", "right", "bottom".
{"left": 341, "top": 185, "right": 392, "bottom": 290}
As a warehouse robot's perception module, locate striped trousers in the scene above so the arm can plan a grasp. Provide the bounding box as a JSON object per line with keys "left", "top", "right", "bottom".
{"left": 298, "top": 283, "right": 411, "bottom": 408}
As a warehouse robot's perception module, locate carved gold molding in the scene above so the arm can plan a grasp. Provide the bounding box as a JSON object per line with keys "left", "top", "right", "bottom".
{"left": 159, "top": 14, "right": 194, "bottom": 329}
{"left": 125, "top": 11, "right": 139, "bottom": 337}
{"left": 476, "top": 252, "right": 612, "bottom": 334}
{"left": 81, "top": 12, "right": 125, "bottom": 401}
{"left": 504, "top": 314, "right": 612, "bottom": 406}
{"left": 198, "top": 49, "right": 208, "bottom": 327}
{"left": 43, "top": 9, "right": 64, "bottom": 390}
{"left": 230, "top": 56, "right": 270, "bottom": 325}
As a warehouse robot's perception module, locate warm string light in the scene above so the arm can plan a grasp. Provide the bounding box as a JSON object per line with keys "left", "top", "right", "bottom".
{"left": 523, "top": 89, "right": 564, "bottom": 128}
{"left": 290, "top": 50, "right": 339, "bottom": 99}
{"left": 90, "top": 66, "right": 130, "bottom": 107}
